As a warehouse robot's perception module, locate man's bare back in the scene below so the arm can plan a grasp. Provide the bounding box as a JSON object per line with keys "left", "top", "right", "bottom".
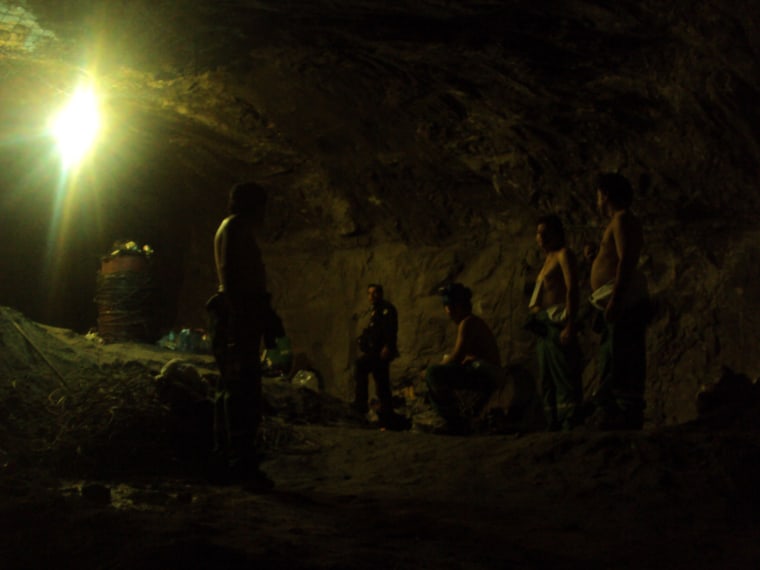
{"left": 214, "top": 214, "right": 267, "bottom": 304}
{"left": 453, "top": 314, "right": 501, "bottom": 367}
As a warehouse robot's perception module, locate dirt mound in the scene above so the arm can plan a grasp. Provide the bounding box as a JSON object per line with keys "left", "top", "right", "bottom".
{"left": 0, "top": 307, "right": 170, "bottom": 476}
{"left": 0, "top": 307, "right": 365, "bottom": 480}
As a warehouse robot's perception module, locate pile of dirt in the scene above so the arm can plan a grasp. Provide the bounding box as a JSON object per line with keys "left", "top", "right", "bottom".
{"left": 0, "top": 307, "right": 176, "bottom": 477}
{"left": 0, "top": 306, "right": 368, "bottom": 481}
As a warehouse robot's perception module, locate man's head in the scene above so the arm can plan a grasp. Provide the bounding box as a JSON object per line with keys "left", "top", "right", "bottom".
{"left": 596, "top": 172, "right": 633, "bottom": 214}
{"left": 228, "top": 182, "right": 268, "bottom": 217}
{"left": 439, "top": 282, "right": 473, "bottom": 323}
{"left": 367, "top": 283, "right": 384, "bottom": 305}
{"left": 536, "top": 214, "right": 565, "bottom": 252}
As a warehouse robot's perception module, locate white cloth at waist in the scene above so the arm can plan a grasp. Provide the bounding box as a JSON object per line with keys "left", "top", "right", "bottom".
{"left": 529, "top": 278, "right": 567, "bottom": 324}
{"left": 590, "top": 273, "right": 648, "bottom": 311}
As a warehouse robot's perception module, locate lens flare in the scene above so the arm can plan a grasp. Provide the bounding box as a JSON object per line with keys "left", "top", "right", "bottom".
{"left": 51, "top": 85, "right": 100, "bottom": 168}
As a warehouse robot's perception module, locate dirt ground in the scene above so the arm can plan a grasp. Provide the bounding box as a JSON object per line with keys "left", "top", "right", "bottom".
{"left": 2, "top": 306, "right": 760, "bottom": 569}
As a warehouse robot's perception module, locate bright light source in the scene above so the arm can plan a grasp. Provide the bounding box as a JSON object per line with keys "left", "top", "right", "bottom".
{"left": 51, "top": 85, "right": 100, "bottom": 168}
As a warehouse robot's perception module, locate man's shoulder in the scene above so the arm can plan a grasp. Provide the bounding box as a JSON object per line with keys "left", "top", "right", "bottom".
{"left": 613, "top": 209, "right": 643, "bottom": 239}
{"left": 218, "top": 214, "right": 243, "bottom": 234}
{"left": 613, "top": 208, "right": 640, "bottom": 225}
{"left": 557, "top": 246, "right": 578, "bottom": 265}
{"left": 216, "top": 215, "right": 234, "bottom": 232}
{"left": 378, "top": 300, "right": 397, "bottom": 315}
{"left": 543, "top": 249, "right": 563, "bottom": 266}
{"left": 462, "top": 313, "right": 485, "bottom": 330}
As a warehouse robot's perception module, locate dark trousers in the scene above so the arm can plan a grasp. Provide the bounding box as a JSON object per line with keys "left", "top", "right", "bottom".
{"left": 213, "top": 342, "right": 262, "bottom": 467}
{"left": 535, "top": 314, "right": 583, "bottom": 430}
{"left": 353, "top": 353, "right": 393, "bottom": 414}
{"left": 594, "top": 300, "right": 648, "bottom": 424}
{"left": 425, "top": 363, "right": 494, "bottom": 426}
{"left": 207, "top": 294, "right": 263, "bottom": 468}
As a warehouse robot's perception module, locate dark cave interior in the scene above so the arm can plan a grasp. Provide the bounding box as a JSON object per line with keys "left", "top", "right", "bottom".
{"left": 2, "top": 1, "right": 760, "bottom": 568}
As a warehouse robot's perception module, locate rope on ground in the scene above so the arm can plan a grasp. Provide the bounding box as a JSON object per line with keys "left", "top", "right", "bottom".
{"left": 3, "top": 307, "right": 70, "bottom": 391}
{"left": 257, "top": 416, "right": 322, "bottom": 455}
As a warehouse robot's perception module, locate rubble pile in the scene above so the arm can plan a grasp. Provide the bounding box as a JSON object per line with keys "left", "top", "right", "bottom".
{"left": 0, "top": 307, "right": 367, "bottom": 480}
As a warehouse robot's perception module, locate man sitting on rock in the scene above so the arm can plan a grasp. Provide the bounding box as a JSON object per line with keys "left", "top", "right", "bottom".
{"left": 425, "top": 283, "right": 502, "bottom": 435}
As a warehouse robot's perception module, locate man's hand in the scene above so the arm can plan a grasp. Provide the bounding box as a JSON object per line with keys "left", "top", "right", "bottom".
{"left": 604, "top": 298, "right": 621, "bottom": 323}
{"left": 380, "top": 346, "right": 392, "bottom": 360}
{"left": 583, "top": 244, "right": 597, "bottom": 261}
{"left": 559, "top": 323, "right": 576, "bottom": 345}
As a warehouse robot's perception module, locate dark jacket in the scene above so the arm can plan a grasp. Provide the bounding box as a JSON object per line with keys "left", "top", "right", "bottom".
{"left": 359, "top": 300, "right": 399, "bottom": 358}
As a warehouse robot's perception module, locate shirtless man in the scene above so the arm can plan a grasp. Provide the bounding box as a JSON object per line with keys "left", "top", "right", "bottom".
{"left": 206, "top": 181, "right": 274, "bottom": 487}
{"left": 425, "top": 283, "right": 501, "bottom": 435}
{"left": 588, "top": 172, "right": 648, "bottom": 429}
{"left": 528, "top": 215, "right": 582, "bottom": 431}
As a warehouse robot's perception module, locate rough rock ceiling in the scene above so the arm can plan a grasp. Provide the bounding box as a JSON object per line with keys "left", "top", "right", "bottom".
{"left": 4, "top": 0, "right": 759, "bottom": 236}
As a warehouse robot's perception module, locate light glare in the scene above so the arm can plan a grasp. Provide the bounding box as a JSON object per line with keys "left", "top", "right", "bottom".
{"left": 52, "top": 85, "right": 100, "bottom": 168}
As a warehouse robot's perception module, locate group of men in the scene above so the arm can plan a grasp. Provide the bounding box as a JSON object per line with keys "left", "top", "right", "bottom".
{"left": 528, "top": 172, "right": 648, "bottom": 432}
{"left": 354, "top": 172, "right": 649, "bottom": 435}
{"left": 206, "top": 171, "right": 648, "bottom": 485}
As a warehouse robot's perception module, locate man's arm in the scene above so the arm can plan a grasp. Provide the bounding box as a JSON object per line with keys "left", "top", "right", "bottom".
{"left": 223, "top": 218, "right": 267, "bottom": 312}
{"left": 442, "top": 319, "right": 468, "bottom": 365}
{"left": 607, "top": 212, "right": 642, "bottom": 321}
{"left": 559, "top": 248, "right": 579, "bottom": 344}
{"left": 222, "top": 220, "right": 245, "bottom": 306}
{"left": 379, "top": 304, "right": 398, "bottom": 360}
{"left": 214, "top": 219, "right": 228, "bottom": 292}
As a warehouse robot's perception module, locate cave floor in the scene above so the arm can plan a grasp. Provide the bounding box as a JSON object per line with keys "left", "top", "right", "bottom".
{"left": 2, "top": 313, "right": 760, "bottom": 569}
{"left": 3, "top": 423, "right": 760, "bottom": 569}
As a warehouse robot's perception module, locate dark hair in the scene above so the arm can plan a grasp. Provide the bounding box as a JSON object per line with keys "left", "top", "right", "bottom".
{"left": 537, "top": 214, "right": 565, "bottom": 248}
{"left": 228, "top": 182, "right": 267, "bottom": 215}
{"left": 439, "top": 282, "right": 472, "bottom": 312}
{"left": 597, "top": 173, "right": 633, "bottom": 208}
{"left": 367, "top": 283, "right": 384, "bottom": 296}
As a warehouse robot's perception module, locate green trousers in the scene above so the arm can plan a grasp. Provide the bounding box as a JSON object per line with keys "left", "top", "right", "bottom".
{"left": 535, "top": 312, "right": 583, "bottom": 430}
{"left": 425, "top": 360, "right": 500, "bottom": 426}
{"left": 594, "top": 300, "right": 648, "bottom": 425}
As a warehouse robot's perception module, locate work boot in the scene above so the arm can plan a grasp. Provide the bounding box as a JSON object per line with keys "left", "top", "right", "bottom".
{"left": 432, "top": 419, "right": 470, "bottom": 436}
{"left": 379, "top": 411, "right": 412, "bottom": 432}
{"left": 241, "top": 467, "right": 275, "bottom": 493}
{"left": 583, "top": 406, "right": 636, "bottom": 430}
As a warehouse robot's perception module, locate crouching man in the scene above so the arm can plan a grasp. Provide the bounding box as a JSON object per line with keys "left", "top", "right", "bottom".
{"left": 425, "top": 283, "right": 502, "bottom": 435}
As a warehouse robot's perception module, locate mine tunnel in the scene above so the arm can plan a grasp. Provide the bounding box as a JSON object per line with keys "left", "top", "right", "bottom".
{"left": 2, "top": 1, "right": 760, "bottom": 568}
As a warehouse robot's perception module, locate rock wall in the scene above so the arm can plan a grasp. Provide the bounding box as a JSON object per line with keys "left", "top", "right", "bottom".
{"left": 257, "top": 224, "right": 760, "bottom": 428}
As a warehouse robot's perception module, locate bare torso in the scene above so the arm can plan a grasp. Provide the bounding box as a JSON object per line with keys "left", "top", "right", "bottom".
{"left": 590, "top": 209, "right": 643, "bottom": 292}
{"left": 214, "top": 214, "right": 267, "bottom": 306}
{"left": 534, "top": 249, "right": 571, "bottom": 309}
{"left": 455, "top": 314, "right": 501, "bottom": 367}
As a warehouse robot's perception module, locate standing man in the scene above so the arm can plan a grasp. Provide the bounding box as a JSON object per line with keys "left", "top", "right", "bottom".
{"left": 588, "top": 172, "right": 649, "bottom": 430}
{"left": 528, "top": 215, "right": 583, "bottom": 431}
{"left": 354, "top": 284, "right": 407, "bottom": 429}
{"left": 206, "top": 181, "right": 274, "bottom": 487}
{"left": 425, "top": 283, "right": 502, "bottom": 435}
